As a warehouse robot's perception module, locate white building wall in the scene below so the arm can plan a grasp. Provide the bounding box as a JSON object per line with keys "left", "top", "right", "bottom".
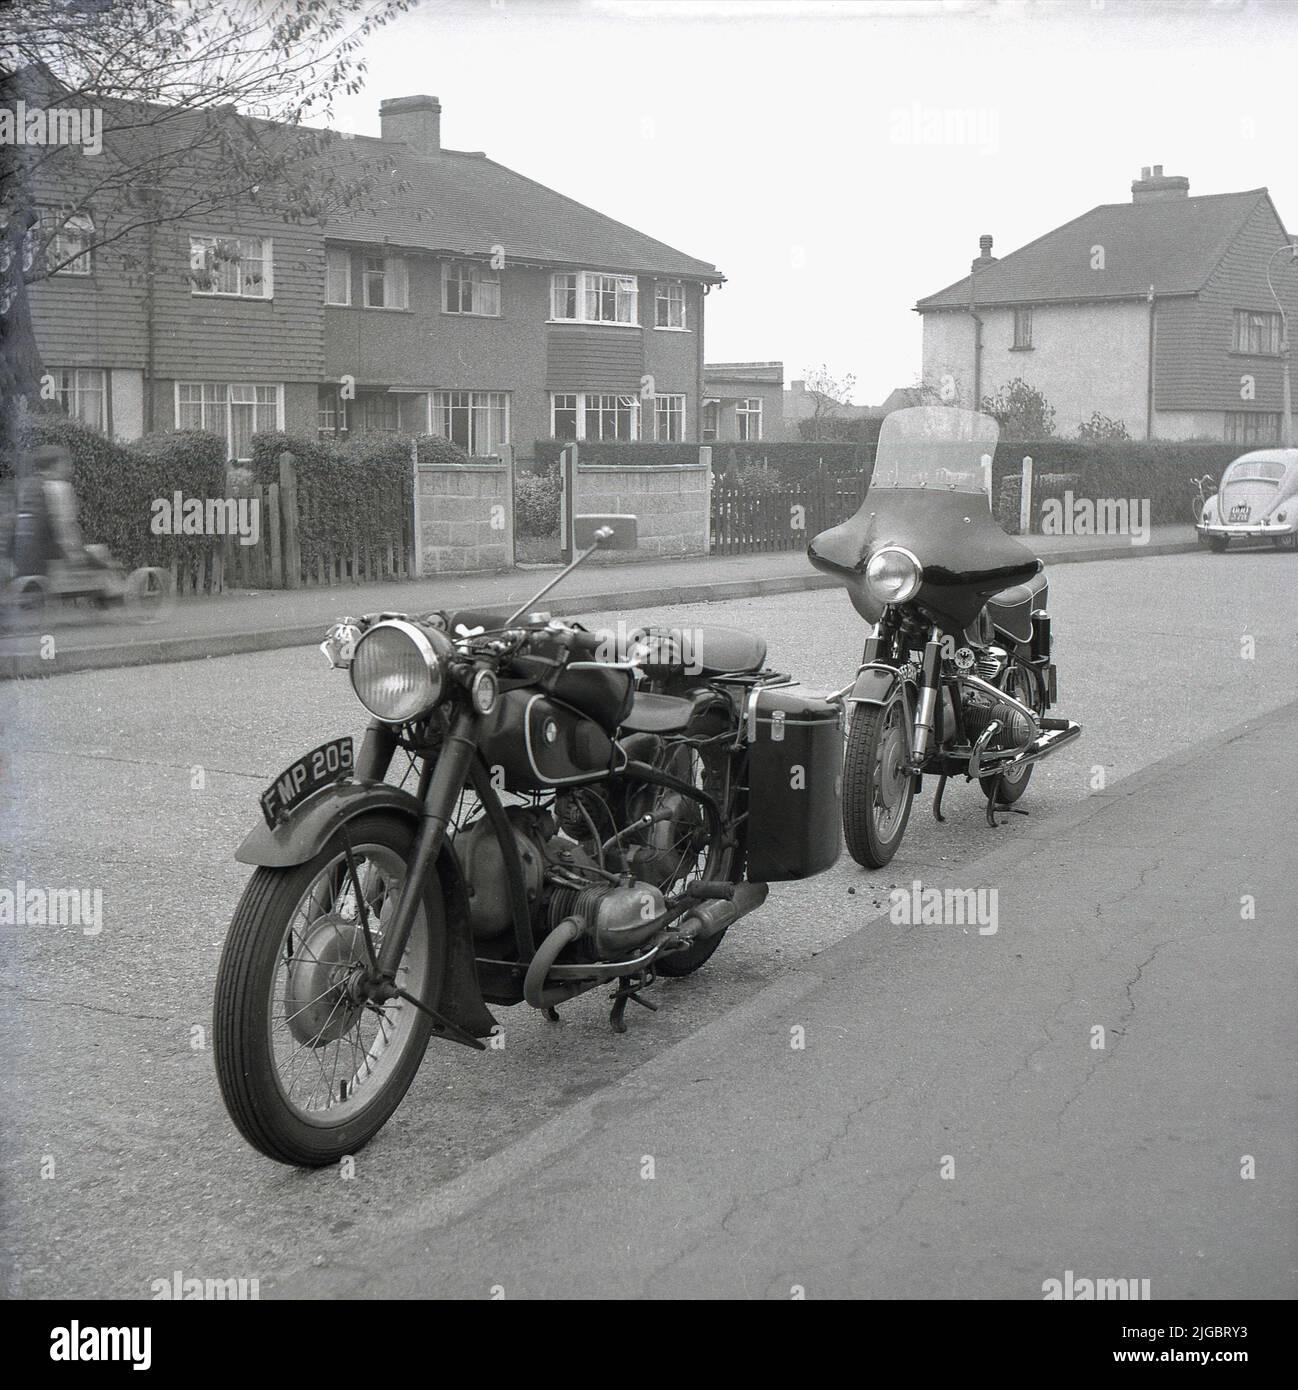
{"left": 922, "top": 301, "right": 1151, "bottom": 437}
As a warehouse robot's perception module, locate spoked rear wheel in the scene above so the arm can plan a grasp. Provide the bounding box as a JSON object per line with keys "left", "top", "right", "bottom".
{"left": 843, "top": 696, "right": 914, "bottom": 869}
{"left": 213, "top": 813, "right": 445, "bottom": 1167}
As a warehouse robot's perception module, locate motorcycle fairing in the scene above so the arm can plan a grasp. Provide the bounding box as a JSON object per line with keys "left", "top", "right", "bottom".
{"left": 808, "top": 488, "right": 1042, "bottom": 633}
{"left": 235, "top": 778, "right": 498, "bottom": 1039}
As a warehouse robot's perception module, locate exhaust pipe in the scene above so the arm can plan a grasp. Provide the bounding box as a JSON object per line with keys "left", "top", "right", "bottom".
{"left": 676, "top": 881, "right": 769, "bottom": 946}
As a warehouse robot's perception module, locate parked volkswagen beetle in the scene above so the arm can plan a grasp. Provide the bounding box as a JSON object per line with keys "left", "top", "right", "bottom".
{"left": 1197, "top": 447, "right": 1298, "bottom": 552}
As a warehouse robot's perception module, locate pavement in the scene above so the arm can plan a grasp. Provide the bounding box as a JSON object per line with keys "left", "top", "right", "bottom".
{"left": 273, "top": 697, "right": 1298, "bottom": 1300}
{"left": 0, "top": 523, "right": 1198, "bottom": 678}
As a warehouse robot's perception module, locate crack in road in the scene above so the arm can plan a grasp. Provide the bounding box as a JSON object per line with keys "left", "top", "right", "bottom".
{"left": 1, "top": 984, "right": 177, "bottom": 1024}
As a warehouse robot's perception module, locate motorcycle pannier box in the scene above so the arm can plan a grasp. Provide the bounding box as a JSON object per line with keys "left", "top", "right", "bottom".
{"left": 744, "top": 684, "right": 843, "bottom": 882}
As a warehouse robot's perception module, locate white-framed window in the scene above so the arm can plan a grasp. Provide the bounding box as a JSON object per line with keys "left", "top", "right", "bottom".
{"left": 362, "top": 254, "right": 408, "bottom": 309}
{"left": 51, "top": 367, "right": 107, "bottom": 429}
{"left": 176, "top": 382, "right": 281, "bottom": 462}
{"left": 35, "top": 210, "right": 94, "bottom": 276}
{"left": 443, "top": 262, "right": 500, "bottom": 316}
{"left": 701, "top": 400, "right": 719, "bottom": 442}
{"left": 654, "top": 394, "right": 685, "bottom": 441}
{"left": 1232, "top": 309, "right": 1281, "bottom": 356}
{"left": 325, "top": 248, "right": 351, "bottom": 306}
{"left": 736, "top": 397, "right": 762, "bottom": 442}
{"left": 655, "top": 281, "right": 686, "bottom": 329}
{"left": 433, "top": 390, "right": 510, "bottom": 456}
{"left": 550, "top": 270, "right": 638, "bottom": 324}
{"left": 1225, "top": 411, "right": 1281, "bottom": 445}
{"left": 317, "top": 385, "right": 350, "bottom": 437}
{"left": 550, "top": 392, "right": 640, "bottom": 441}
{"left": 189, "top": 235, "right": 272, "bottom": 298}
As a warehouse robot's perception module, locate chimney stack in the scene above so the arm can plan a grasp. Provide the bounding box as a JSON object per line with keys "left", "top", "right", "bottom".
{"left": 380, "top": 95, "right": 442, "bottom": 153}
{"left": 1132, "top": 165, "right": 1189, "bottom": 203}
{"left": 971, "top": 233, "right": 997, "bottom": 272}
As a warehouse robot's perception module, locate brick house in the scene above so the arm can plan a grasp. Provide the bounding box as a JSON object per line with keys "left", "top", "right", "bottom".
{"left": 916, "top": 167, "right": 1297, "bottom": 443}
{"left": 25, "top": 93, "right": 723, "bottom": 462}
{"left": 702, "top": 361, "right": 784, "bottom": 442}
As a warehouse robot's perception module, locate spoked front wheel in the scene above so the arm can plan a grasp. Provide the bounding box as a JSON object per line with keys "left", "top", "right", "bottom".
{"left": 213, "top": 812, "right": 445, "bottom": 1167}
{"left": 842, "top": 696, "right": 914, "bottom": 869}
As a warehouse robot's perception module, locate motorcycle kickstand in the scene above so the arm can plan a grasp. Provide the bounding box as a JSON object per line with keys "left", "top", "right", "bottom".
{"left": 932, "top": 773, "right": 948, "bottom": 823}
{"left": 985, "top": 775, "right": 1030, "bottom": 829}
{"left": 609, "top": 973, "right": 658, "bottom": 1034}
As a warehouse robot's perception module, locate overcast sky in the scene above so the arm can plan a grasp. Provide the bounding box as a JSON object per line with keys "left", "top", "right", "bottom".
{"left": 322, "top": 0, "right": 1298, "bottom": 405}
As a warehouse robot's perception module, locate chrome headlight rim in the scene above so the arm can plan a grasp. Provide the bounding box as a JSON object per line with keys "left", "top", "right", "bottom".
{"left": 864, "top": 545, "right": 924, "bottom": 605}
{"left": 350, "top": 618, "right": 449, "bottom": 725}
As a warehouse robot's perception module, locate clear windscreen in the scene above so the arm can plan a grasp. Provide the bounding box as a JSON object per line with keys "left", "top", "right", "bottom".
{"left": 871, "top": 406, "right": 1000, "bottom": 494}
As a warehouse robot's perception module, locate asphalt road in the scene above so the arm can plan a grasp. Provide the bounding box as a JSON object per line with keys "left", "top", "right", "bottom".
{"left": 0, "top": 548, "right": 1294, "bottom": 1298}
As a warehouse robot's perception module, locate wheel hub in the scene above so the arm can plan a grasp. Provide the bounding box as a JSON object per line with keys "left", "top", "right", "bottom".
{"left": 877, "top": 721, "right": 908, "bottom": 810}
{"left": 283, "top": 914, "right": 370, "bottom": 1046}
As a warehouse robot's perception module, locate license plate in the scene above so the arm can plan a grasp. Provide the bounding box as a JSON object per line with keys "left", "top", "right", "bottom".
{"left": 1229, "top": 503, "right": 1251, "bottom": 522}
{"left": 260, "top": 737, "right": 354, "bottom": 828}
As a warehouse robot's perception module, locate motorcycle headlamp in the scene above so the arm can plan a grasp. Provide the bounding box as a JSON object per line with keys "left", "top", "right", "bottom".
{"left": 350, "top": 620, "right": 453, "bottom": 724}
{"left": 864, "top": 546, "right": 923, "bottom": 605}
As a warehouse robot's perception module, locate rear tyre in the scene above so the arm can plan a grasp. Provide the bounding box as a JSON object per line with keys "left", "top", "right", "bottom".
{"left": 843, "top": 697, "right": 913, "bottom": 869}
{"left": 213, "top": 813, "right": 445, "bottom": 1167}
{"left": 981, "top": 662, "right": 1041, "bottom": 806}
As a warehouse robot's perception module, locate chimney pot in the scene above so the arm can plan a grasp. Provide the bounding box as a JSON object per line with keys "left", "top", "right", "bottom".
{"left": 1153, "top": 164, "right": 1163, "bottom": 177}
{"left": 971, "top": 232, "right": 998, "bottom": 273}
{"left": 1141, "top": 166, "right": 1151, "bottom": 180}
{"left": 379, "top": 95, "right": 442, "bottom": 152}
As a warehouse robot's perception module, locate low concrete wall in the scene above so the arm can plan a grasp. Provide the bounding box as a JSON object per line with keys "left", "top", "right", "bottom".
{"left": 575, "top": 462, "right": 709, "bottom": 559}
{"left": 416, "top": 459, "right": 513, "bottom": 575}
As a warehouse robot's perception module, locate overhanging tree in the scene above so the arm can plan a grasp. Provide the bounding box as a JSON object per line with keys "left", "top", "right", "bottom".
{"left": 1, "top": 0, "right": 417, "bottom": 458}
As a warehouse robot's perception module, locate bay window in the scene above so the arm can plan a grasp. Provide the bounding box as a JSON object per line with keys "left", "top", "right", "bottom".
{"left": 52, "top": 367, "right": 107, "bottom": 429}
{"left": 176, "top": 382, "right": 281, "bottom": 461}
{"left": 550, "top": 270, "right": 638, "bottom": 324}
{"left": 433, "top": 390, "right": 510, "bottom": 455}
{"left": 550, "top": 392, "right": 640, "bottom": 441}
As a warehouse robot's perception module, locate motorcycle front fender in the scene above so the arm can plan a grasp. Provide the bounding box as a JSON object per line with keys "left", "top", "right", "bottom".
{"left": 235, "top": 778, "right": 497, "bottom": 1041}
{"left": 846, "top": 663, "right": 905, "bottom": 708}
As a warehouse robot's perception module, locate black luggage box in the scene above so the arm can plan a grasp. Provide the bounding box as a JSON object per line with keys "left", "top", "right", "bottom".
{"left": 743, "top": 683, "right": 843, "bottom": 881}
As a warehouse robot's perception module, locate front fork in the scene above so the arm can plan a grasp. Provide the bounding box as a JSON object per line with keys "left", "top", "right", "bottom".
{"left": 865, "top": 620, "right": 944, "bottom": 771}
{"left": 355, "top": 708, "right": 482, "bottom": 982}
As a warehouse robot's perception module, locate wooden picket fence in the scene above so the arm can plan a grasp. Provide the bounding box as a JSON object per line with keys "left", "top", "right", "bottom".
{"left": 166, "top": 452, "right": 414, "bottom": 595}
{"left": 711, "top": 467, "right": 870, "bottom": 556}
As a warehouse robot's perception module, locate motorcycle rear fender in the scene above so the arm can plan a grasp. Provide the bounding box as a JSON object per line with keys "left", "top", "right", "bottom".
{"left": 235, "top": 778, "right": 497, "bottom": 1040}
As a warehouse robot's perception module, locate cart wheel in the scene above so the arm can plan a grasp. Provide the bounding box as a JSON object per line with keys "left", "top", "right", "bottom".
{"left": 9, "top": 575, "right": 48, "bottom": 615}
{"left": 123, "top": 567, "right": 173, "bottom": 621}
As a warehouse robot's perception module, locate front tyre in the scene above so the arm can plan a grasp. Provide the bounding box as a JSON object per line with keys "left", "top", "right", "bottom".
{"left": 842, "top": 697, "right": 914, "bottom": 869}
{"left": 213, "top": 812, "right": 445, "bottom": 1167}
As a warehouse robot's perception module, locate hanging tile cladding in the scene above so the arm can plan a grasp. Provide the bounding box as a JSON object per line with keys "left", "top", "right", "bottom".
{"left": 151, "top": 218, "right": 325, "bottom": 381}
{"left": 1156, "top": 198, "right": 1298, "bottom": 413}
{"left": 546, "top": 325, "right": 645, "bottom": 392}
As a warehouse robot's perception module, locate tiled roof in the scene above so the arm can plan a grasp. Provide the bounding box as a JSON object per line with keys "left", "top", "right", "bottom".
{"left": 916, "top": 189, "right": 1272, "bottom": 311}
{"left": 325, "top": 136, "right": 723, "bottom": 281}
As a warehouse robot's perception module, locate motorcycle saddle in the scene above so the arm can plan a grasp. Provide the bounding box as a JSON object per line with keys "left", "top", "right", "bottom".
{"left": 630, "top": 624, "right": 767, "bottom": 678}
{"left": 985, "top": 570, "right": 1048, "bottom": 644}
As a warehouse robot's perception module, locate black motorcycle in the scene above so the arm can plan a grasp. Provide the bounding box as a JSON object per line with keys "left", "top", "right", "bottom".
{"left": 808, "top": 406, "right": 1082, "bottom": 868}
{"left": 214, "top": 516, "right": 843, "bottom": 1167}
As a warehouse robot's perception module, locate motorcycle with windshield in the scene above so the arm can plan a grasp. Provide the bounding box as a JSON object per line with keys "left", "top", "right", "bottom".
{"left": 213, "top": 516, "right": 844, "bottom": 1167}
{"left": 808, "top": 405, "right": 1082, "bottom": 868}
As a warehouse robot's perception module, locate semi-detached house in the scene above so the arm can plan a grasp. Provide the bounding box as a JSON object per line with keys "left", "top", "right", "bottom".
{"left": 26, "top": 93, "right": 724, "bottom": 463}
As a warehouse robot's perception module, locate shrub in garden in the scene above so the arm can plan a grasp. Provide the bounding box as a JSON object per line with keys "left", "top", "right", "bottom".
{"left": 514, "top": 466, "right": 561, "bottom": 536}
